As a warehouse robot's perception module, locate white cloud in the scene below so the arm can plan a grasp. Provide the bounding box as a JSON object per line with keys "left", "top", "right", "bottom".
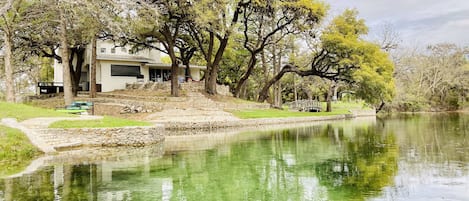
{"left": 326, "top": 0, "right": 469, "bottom": 46}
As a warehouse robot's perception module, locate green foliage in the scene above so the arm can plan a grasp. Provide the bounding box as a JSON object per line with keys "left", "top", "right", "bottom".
{"left": 48, "top": 116, "right": 152, "bottom": 128}
{"left": 352, "top": 42, "right": 396, "bottom": 106}
{"left": 39, "top": 58, "right": 54, "bottom": 82}
{"left": 0, "top": 125, "right": 41, "bottom": 177}
{"left": 0, "top": 102, "right": 71, "bottom": 121}
{"left": 218, "top": 35, "right": 250, "bottom": 89}
{"left": 320, "top": 10, "right": 396, "bottom": 107}
{"left": 315, "top": 127, "right": 398, "bottom": 200}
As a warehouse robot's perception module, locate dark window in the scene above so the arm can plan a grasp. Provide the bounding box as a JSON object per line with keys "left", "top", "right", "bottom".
{"left": 111, "top": 65, "right": 141, "bottom": 76}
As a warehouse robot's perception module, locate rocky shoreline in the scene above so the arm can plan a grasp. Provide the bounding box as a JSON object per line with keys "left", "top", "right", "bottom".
{"left": 161, "top": 109, "right": 376, "bottom": 131}
{"left": 2, "top": 110, "right": 375, "bottom": 178}
{"left": 1, "top": 109, "right": 375, "bottom": 152}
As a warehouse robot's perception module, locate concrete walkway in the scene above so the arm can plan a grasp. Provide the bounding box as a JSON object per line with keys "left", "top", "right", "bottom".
{"left": 2, "top": 118, "right": 57, "bottom": 154}
{"left": 1, "top": 116, "right": 103, "bottom": 154}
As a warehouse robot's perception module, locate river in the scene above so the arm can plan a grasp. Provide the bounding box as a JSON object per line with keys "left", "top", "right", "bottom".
{"left": 1, "top": 113, "right": 468, "bottom": 200}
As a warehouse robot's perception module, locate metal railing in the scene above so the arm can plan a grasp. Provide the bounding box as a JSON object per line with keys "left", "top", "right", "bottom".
{"left": 37, "top": 82, "right": 64, "bottom": 87}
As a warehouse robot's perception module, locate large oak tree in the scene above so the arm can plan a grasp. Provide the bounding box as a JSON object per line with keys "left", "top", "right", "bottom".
{"left": 258, "top": 10, "right": 395, "bottom": 113}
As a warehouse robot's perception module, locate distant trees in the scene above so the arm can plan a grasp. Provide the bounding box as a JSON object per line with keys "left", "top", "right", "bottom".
{"left": 392, "top": 44, "right": 469, "bottom": 111}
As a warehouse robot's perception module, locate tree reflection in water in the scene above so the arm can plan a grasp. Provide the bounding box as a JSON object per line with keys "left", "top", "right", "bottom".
{"left": 2, "top": 115, "right": 468, "bottom": 200}
{"left": 315, "top": 125, "right": 398, "bottom": 201}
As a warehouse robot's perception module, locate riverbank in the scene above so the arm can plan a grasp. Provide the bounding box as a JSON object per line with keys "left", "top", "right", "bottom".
{"left": 5, "top": 116, "right": 377, "bottom": 179}
{"left": 0, "top": 108, "right": 374, "bottom": 154}
{"left": 161, "top": 112, "right": 370, "bottom": 131}
{"left": 1, "top": 99, "right": 374, "bottom": 153}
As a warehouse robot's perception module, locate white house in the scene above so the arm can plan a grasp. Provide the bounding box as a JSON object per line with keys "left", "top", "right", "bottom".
{"left": 52, "top": 40, "right": 205, "bottom": 93}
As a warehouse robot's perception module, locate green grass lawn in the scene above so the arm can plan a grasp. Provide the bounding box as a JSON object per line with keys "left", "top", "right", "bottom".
{"left": 231, "top": 101, "right": 370, "bottom": 119}
{"left": 0, "top": 101, "right": 72, "bottom": 121}
{"left": 0, "top": 125, "right": 42, "bottom": 177}
{"left": 48, "top": 116, "right": 153, "bottom": 128}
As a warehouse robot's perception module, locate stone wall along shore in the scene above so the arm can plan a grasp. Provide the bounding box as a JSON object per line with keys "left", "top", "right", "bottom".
{"left": 41, "top": 125, "right": 165, "bottom": 147}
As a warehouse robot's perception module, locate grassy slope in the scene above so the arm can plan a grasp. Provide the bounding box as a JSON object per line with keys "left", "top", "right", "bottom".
{"left": 0, "top": 101, "right": 71, "bottom": 121}
{"left": 0, "top": 125, "right": 42, "bottom": 177}
{"left": 48, "top": 116, "right": 152, "bottom": 128}
{"left": 231, "top": 101, "right": 370, "bottom": 119}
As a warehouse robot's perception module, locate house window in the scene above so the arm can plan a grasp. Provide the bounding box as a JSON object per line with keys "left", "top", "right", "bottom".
{"left": 111, "top": 65, "right": 141, "bottom": 77}
{"left": 121, "top": 47, "right": 127, "bottom": 53}
{"left": 100, "top": 48, "right": 106, "bottom": 53}
{"left": 111, "top": 48, "right": 116, "bottom": 54}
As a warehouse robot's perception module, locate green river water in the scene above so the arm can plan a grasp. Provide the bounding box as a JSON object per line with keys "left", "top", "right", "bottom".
{"left": 1, "top": 113, "right": 468, "bottom": 200}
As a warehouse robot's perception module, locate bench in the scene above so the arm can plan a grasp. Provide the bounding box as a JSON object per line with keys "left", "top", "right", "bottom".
{"left": 57, "top": 101, "right": 94, "bottom": 114}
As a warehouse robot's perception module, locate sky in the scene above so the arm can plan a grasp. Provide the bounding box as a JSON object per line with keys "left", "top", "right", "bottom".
{"left": 326, "top": 0, "right": 469, "bottom": 47}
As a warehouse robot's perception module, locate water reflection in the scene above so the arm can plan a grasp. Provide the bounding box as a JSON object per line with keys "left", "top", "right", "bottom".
{"left": 1, "top": 114, "right": 469, "bottom": 201}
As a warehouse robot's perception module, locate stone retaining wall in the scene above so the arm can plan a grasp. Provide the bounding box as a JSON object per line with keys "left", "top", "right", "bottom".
{"left": 164, "top": 115, "right": 350, "bottom": 132}
{"left": 126, "top": 82, "right": 233, "bottom": 96}
{"left": 41, "top": 125, "right": 165, "bottom": 147}
{"left": 93, "top": 100, "right": 162, "bottom": 115}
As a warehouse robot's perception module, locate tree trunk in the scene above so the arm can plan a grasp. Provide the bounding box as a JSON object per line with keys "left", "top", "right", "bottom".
{"left": 204, "top": 32, "right": 214, "bottom": 94}
{"left": 376, "top": 100, "right": 385, "bottom": 114}
{"left": 326, "top": 96, "right": 332, "bottom": 112}
{"left": 184, "top": 62, "right": 191, "bottom": 81}
{"left": 203, "top": 2, "right": 245, "bottom": 95}
{"left": 234, "top": 55, "right": 256, "bottom": 97}
{"left": 258, "top": 65, "right": 294, "bottom": 102}
{"left": 171, "top": 62, "right": 179, "bottom": 97}
{"left": 258, "top": 64, "right": 319, "bottom": 102}
{"left": 208, "top": 66, "right": 218, "bottom": 94}
{"left": 3, "top": 31, "right": 15, "bottom": 102}
{"left": 271, "top": 45, "right": 278, "bottom": 104}
{"left": 204, "top": 63, "right": 213, "bottom": 93}
{"left": 293, "top": 74, "right": 297, "bottom": 102}
{"left": 181, "top": 47, "right": 196, "bottom": 82}
{"left": 206, "top": 33, "right": 230, "bottom": 95}
{"left": 90, "top": 36, "right": 97, "bottom": 98}
{"left": 167, "top": 44, "right": 179, "bottom": 97}
{"left": 69, "top": 47, "right": 85, "bottom": 96}
{"left": 274, "top": 48, "right": 282, "bottom": 107}
{"left": 326, "top": 83, "right": 336, "bottom": 112}
{"left": 262, "top": 50, "right": 268, "bottom": 83}
{"left": 59, "top": 8, "right": 73, "bottom": 105}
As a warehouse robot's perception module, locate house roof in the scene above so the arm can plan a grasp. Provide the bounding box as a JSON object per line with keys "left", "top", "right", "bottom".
{"left": 97, "top": 54, "right": 156, "bottom": 63}
{"left": 147, "top": 63, "right": 207, "bottom": 70}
